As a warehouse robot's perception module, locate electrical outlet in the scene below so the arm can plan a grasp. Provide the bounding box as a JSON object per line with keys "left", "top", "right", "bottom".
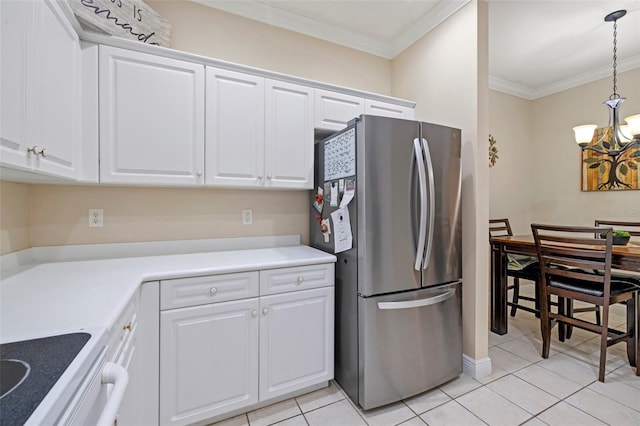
{"left": 88, "top": 209, "right": 104, "bottom": 228}
{"left": 242, "top": 209, "right": 253, "bottom": 225}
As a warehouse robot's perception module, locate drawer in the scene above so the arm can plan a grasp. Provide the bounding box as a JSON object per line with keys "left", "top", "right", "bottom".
{"left": 161, "top": 272, "right": 259, "bottom": 310}
{"left": 260, "top": 263, "right": 334, "bottom": 296}
{"left": 107, "top": 293, "right": 138, "bottom": 362}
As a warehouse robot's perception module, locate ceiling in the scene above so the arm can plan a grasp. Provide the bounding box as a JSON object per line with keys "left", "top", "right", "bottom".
{"left": 194, "top": 0, "right": 640, "bottom": 100}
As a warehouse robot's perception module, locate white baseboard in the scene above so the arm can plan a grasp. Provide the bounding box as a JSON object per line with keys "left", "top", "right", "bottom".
{"left": 462, "top": 354, "right": 492, "bottom": 379}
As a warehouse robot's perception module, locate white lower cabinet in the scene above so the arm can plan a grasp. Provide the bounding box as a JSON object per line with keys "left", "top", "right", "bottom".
{"left": 259, "top": 287, "right": 334, "bottom": 401}
{"left": 159, "top": 264, "right": 334, "bottom": 426}
{"left": 160, "top": 298, "right": 260, "bottom": 426}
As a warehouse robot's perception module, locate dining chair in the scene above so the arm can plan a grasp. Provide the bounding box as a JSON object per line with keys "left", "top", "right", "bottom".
{"left": 531, "top": 224, "right": 640, "bottom": 382}
{"left": 594, "top": 220, "right": 640, "bottom": 239}
{"left": 489, "top": 219, "right": 540, "bottom": 317}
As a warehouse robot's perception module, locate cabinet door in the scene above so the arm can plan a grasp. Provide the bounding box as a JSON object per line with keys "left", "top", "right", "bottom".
{"left": 160, "top": 298, "right": 259, "bottom": 426}
{"left": 0, "top": 0, "right": 81, "bottom": 179}
{"left": 265, "top": 80, "right": 314, "bottom": 189}
{"left": 100, "top": 46, "right": 205, "bottom": 186}
{"left": 364, "top": 99, "right": 410, "bottom": 119}
{"left": 206, "top": 67, "right": 265, "bottom": 187}
{"left": 30, "top": 0, "right": 81, "bottom": 179}
{"left": 0, "top": 0, "right": 31, "bottom": 171}
{"left": 314, "top": 89, "right": 364, "bottom": 131}
{"left": 259, "top": 287, "right": 334, "bottom": 401}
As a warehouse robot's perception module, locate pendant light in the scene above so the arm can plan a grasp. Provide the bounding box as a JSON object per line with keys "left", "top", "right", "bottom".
{"left": 573, "top": 10, "right": 640, "bottom": 150}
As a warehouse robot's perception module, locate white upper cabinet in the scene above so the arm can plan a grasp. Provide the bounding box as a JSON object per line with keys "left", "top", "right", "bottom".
{"left": 314, "top": 89, "right": 365, "bottom": 131}
{"left": 205, "top": 74, "right": 314, "bottom": 189}
{"left": 365, "top": 99, "right": 413, "bottom": 119}
{"left": 206, "top": 68, "right": 265, "bottom": 187}
{"left": 99, "top": 46, "right": 205, "bottom": 186}
{"left": 0, "top": 0, "right": 81, "bottom": 180}
{"left": 265, "top": 80, "right": 314, "bottom": 189}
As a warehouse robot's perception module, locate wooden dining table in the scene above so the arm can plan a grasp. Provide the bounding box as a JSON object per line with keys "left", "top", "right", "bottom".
{"left": 489, "top": 235, "right": 640, "bottom": 365}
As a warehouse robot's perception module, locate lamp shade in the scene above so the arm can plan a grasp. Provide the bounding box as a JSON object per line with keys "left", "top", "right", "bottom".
{"left": 624, "top": 114, "right": 640, "bottom": 136}
{"left": 573, "top": 125, "right": 597, "bottom": 144}
{"left": 619, "top": 125, "right": 633, "bottom": 142}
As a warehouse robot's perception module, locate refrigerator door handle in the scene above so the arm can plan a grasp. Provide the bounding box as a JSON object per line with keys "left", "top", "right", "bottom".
{"left": 420, "top": 137, "right": 435, "bottom": 270}
{"left": 377, "top": 289, "right": 456, "bottom": 310}
{"left": 413, "top": 138, "right": 428, "bottom": 271}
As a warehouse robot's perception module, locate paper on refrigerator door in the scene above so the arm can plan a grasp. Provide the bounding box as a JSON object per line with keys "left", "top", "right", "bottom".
{"left": 331, "top": 207, "right": 352, "bottom": 253}
{"left": 339, "top": 189, "right": 354, "bottom": 207}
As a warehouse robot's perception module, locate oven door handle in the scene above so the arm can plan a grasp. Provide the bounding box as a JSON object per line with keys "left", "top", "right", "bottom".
{"left": 96, "top": 362, "right": 129, "bottom": 426}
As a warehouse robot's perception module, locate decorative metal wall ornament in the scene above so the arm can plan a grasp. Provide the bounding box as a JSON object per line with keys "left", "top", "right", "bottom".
{"left": 488, "top": 134, "right": 499, "bottom": 167}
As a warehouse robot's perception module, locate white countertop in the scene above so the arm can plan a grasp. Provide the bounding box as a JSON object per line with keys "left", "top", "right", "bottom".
{"left": 0, "top": 244, "right": 336, "bottom": 343}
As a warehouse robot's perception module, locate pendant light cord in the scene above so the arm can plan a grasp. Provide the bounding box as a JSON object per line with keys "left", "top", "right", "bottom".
{"left": 611, "top": 19, "right": 619, "bottom": 100}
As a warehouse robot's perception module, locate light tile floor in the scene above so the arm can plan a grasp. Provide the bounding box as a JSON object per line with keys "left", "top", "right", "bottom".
{"left": 212, "top": 286, "right": 640, "bottom": 426}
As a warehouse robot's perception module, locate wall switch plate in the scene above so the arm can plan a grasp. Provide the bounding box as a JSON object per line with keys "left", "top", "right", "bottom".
{"left": 242, "top": 209, "right": 253, "bottom": 225}
{"left": 88, "top": 209, "right": 104, "bottom": 227}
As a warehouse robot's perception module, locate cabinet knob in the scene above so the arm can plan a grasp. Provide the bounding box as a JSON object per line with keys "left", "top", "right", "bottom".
{"left": 123, "top": 322, "right": 132, "bottom": 331}
{"left": 258, "top": 175, "right": 263, "bottom": 180}
{"left": 267, "top": 175, "right": 272, "bottom": 180}
{"left": 27, "top": 146, "right": 38, "bottom": 155}
{"left": 252, "top": 310, "right": 258, "bottom": 317}
{"left": 37, "top": 148, "right": 46, "bottom": 157}
{"left": 296, "top": 276, "right": 304, "bottom": 285}
{"left": 209, "top": 287, "right": 217, "bottom": 296}
{"left": 196, "top": 171, "right": 202, "bottom": 177}
{"left": 262, "top": 308, "right": 269, "bottom": 315}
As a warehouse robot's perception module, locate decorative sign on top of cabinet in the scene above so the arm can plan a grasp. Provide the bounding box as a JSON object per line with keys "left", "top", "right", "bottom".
{"left": 206, "top": 68, "right": 314, "bottom": 189}
{"left": 0, "top": 0, "right": 81, "bottom": 180}
{"left": 99, "top": 45, "right": 206, "bottom": 186}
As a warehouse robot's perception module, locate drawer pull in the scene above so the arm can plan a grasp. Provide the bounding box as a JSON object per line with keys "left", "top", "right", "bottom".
{"left": 209, "top": 287, "right": 218, "bottom": 296}
{"left": 296, "top": 276, "right": 304, "bottom": 284}
{"left": 123, "top": 322, "right": 132, "bottom": 331}
{"left": 262, "top": 308, "right": 269, "bottom": 315}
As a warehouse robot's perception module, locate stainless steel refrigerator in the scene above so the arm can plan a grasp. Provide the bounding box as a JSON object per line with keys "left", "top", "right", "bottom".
{"left": 310, "top": 115, "right": 462, "bottom": 410}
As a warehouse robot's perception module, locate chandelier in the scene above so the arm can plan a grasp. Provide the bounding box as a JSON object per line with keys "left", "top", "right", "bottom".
{"left": 573, "top": 9, "right": 640, "bottom": 152}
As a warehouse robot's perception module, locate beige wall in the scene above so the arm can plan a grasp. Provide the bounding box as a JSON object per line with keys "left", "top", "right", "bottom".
{"left": 29, "top": 185, "right": 309, "bottom": 247}
{"left": 488, "top": 91, "right": 534, "bottom": 234}
{"left": 392, "top": 1, "right": 490, "bottom": 360}
{"left": 530, "top": 68, "right": 640, "bottom": 226}
{"left": 147, "top": 0, "right": 392, "bottom": 95}
{"left": 489, "top": 68, "right": 640, "bottom": 231}
{"left": 0, "top": 182, "right": 31, "bottom": 254}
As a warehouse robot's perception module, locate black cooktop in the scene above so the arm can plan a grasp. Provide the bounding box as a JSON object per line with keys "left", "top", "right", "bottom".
{"left": 0, "top": 333, "right": 90, "bottom": 425}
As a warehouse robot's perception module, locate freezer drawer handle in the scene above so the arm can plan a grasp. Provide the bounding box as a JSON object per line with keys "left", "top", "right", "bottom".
{"left": 377, "top": 289, "right": 455, "bottom": 310}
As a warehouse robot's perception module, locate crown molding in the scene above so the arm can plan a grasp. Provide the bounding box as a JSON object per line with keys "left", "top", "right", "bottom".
{"left": 490, "top": 55, "right": 640, "bottom": 100}
{"left": 389, "top": 0, "right": 470, "bottom": 57}
{"left": 194, "top": 0, "right": 469, "bottom": 59}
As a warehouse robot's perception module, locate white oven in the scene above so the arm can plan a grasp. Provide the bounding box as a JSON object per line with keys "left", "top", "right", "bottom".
{"left": 0, "top": 322, "right": 133, "bottom": 426}
{"left": 62, "top": 305, "right": 137, "bottom": 426}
